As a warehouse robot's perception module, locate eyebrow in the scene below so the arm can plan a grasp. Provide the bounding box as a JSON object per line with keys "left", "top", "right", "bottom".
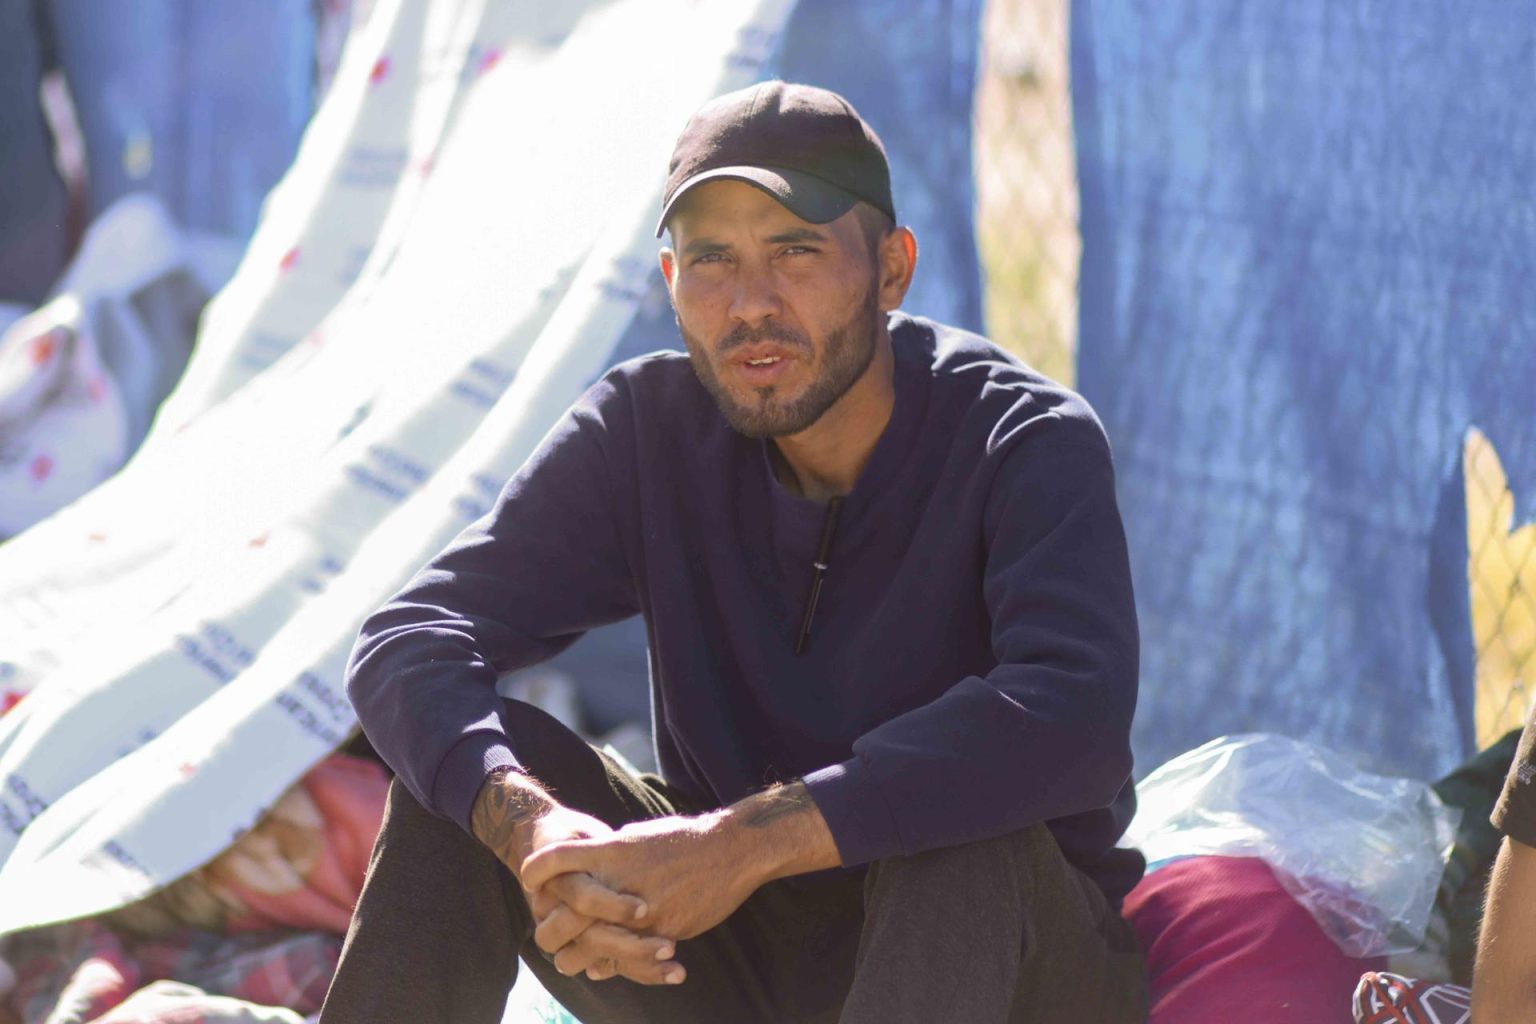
{"left": 682, "top": 238, "right": 728, "bottom": 258}
{"left": 680, "top": 227, "right": 830, "bottom": 258}
{"left": 765, "top": 227, "right": 828, "bottom": 244}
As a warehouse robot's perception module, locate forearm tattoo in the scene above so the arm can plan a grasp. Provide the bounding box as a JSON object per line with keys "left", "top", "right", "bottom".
{"left": 742, "top": 782, "right": 815, "bottom": 829}
{"left": 471, "top": 769, "right": 549, "bottom": 850}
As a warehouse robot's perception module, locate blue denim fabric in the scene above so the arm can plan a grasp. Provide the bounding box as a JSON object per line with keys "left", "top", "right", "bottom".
{"left": 1072, "top": 0, "right": 1536, "bottom": 778}
{"left": 46, "top": 0, "right": 314, "bottom": 239}
{"left": 0, "top": 0, "right": 71, "bottom": 303}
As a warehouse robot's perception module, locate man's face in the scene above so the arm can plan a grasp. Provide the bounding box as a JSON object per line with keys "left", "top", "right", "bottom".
{"left": 660, "top": 180, "right": 884, "bottom": 439}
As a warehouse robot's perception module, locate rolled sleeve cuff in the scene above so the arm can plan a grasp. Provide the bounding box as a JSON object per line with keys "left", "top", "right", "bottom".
{"left": 433, "top": 730, "right": 519, "bottom": 834}
{"left": 802, "top": 756, "right": 904, "bottom": 867}
{"left": 1492, "top": 719, "right": 1536, "bottom": 849}
{"left": 1493, "top": 785, "right": 1536, "bottom": 851}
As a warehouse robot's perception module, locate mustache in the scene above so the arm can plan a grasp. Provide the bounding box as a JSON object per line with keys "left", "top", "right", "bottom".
{"left": 717, "top": 322, "right": 811, "bottom": 354}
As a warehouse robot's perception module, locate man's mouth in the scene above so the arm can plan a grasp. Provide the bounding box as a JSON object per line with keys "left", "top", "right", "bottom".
{"left": 731, "top": 347, "right": 797, "bottom": 385}
{"left": 731, "top": 341, "right": 798, "bottom": 365}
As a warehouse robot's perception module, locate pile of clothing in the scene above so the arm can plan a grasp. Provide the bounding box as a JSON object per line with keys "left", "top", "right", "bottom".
{"left": 0, "top": 751, "right": 383, "bottom": 1023}
{"left": 1117, "top": 731, "right": 1522, "bottom": 1022}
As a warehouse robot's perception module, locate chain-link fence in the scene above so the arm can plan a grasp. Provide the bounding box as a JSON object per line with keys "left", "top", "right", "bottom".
{"left": 975, "top": 0, "right": 1077, "bottom": 387}
{"left": 973, "top": 0, "right": 1536, "bottom": 754}
{"left": 1466, "top": 429, "right": 1536, "bottom": 747}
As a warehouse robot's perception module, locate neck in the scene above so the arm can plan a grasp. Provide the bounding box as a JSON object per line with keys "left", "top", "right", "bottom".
{"left": 771, "top": 331, "right": 896, "bottom": 503}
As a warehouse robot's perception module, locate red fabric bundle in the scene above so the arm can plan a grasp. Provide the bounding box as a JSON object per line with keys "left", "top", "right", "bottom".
{"left": 1122, "top": 855, "right": 1387, "bottom": 1023}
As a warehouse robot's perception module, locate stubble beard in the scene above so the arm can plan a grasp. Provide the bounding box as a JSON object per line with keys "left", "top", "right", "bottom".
{"left": 680, "top": 283, "right": 882, "bottom": 439}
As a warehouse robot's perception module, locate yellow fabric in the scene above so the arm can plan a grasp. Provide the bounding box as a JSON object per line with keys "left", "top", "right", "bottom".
{"left": 1466, "top": 427, "right": 1536, "bottom": 748}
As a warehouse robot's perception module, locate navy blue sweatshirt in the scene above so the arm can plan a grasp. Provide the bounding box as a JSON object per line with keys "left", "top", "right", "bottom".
{"left": 346, "top": 313, "right": 1145, "bottom": 903}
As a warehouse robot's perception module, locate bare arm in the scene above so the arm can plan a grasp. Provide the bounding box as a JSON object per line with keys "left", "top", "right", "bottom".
{"left": 471, "top": 768, "right": 555, "bottom": 860}
{"left": 1473, "top": 836, "right": 1536, "bottom": 1021}
{"left": 723, "top": 781, "right": 842, "bottom": 883}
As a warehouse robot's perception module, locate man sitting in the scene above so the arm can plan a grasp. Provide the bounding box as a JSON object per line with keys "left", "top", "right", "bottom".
{"left": 318, "top": 81, "right": 1147, "bottom": 1024}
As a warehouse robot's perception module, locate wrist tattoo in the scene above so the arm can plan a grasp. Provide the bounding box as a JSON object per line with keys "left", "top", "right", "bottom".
{"left": 471, "top": 770, "right": 549, "bottom": 849}
{"left": 742, "top": 782, "right": 814, "bottom": 828}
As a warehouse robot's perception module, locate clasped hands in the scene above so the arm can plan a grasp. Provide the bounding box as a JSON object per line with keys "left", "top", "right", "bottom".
{"left": 473, "top": 775, "right": 765, "bottom": 987}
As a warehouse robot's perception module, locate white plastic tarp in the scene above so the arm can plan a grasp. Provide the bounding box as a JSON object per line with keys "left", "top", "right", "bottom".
{"left": 0, "top": 0, "right": 794, "bottom": 936}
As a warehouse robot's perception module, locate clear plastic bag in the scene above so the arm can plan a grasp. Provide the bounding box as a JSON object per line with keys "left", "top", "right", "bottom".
{"left": 1125, "top": 733, "right": 1461, "bottom": 957}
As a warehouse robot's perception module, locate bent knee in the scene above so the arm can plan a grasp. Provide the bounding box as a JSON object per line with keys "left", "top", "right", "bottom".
{"left": 871, "top": 823, "right": 1059, "bottom": 881}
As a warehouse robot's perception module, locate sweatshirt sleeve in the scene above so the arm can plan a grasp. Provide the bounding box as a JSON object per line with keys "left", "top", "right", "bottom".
{"left": 802, "top": 418, "right": 1139, "bottom": 866}
{"left": 345, "top": 376, "right": 639, "bottom": 832}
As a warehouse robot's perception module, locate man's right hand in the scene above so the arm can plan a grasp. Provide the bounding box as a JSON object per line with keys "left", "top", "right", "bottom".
{"left": 471, "top": 769, "right": 684, "bottom": 985}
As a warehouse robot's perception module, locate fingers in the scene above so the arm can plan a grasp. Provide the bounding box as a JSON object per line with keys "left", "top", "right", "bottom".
{"left": 521, "top": 841, "right": 592, "bottom": 893}
{"left": 545, "top": 871, "right": 647, "bottom": 926}
{"left": 549, "top": 923, "right": 686, "bottom": 986}
{"left": 585, "top": 957, "right": 620, "bottom": 982}
{"left": 527, "top": 885, "right": 563, "bottom": 924}
{"left": 534, "top": 902, "right": 593, "bottom": 956}
{"left": 520, "top": 845, "right": 569, "bottom": 893}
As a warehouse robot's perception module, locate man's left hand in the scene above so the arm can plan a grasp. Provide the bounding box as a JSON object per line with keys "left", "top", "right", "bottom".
{"left": 521, "top": 781, "right": 842, "bottom": 947}
{"left": 522, "top": 813, "right": 759, "bottom": 942}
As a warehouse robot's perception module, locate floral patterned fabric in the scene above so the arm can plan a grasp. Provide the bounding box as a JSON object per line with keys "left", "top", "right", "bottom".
{"left": 1, "top": 921, "right": 336, "bottom": 1023}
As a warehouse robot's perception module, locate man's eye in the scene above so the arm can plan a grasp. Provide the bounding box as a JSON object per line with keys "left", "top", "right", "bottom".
{"left": 693, "top": 252, "right": 726, "bottom": 265}
{"left": 781, "top": 246, "right": 817, "bottom": 256}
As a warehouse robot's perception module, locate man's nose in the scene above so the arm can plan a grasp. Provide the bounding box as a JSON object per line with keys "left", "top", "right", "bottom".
{"left": 727, "top": 261, "right": 782, "bottom": 324}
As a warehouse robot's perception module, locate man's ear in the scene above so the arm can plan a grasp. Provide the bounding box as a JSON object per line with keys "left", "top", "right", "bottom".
{"left": 877, "top": 226, "right": 917, "bottom": 312}
{"left": 659, "top": 248, "right": 677, "bottom": 290}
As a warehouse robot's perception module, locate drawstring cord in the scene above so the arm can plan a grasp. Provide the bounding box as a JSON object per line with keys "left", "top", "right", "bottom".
{"left": 794, "top": 496, "right": 844, "bottom": 655}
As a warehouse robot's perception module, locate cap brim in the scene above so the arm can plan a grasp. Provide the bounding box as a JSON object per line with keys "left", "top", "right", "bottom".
{"left": 654, "top": 166, "right": 860, "bottom": 238}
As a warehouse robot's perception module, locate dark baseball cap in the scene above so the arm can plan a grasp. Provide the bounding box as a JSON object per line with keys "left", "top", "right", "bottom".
{"left": 655, "top": 81, "right": 895, "bottom": 238}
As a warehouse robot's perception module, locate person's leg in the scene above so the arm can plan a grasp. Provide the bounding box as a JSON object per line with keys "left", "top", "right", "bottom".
{"left": 318, "top": 700, "right": 847, "bottom": 1024}
{"left": 317, "top": 698, "right": 672, "bottom": 1024}
{"left": 541, "top": 867, "right": 865, "bottom": 1024}
{"left": 838, "top": 824, "right": 1147, "bottom": 1024}
{"left": 314, "top": 771, "right": 522, "bottom": 1023}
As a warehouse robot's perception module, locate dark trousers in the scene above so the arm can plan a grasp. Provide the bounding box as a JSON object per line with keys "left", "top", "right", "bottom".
{"left": 318, "top": 702, "right": 1147, "bottom": 1024}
